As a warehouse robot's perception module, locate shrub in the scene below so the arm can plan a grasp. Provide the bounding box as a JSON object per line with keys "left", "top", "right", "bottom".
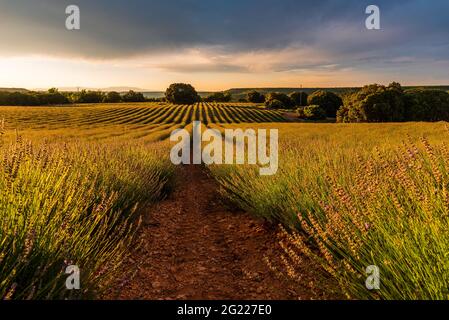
{"left": 303, "top": 105, "right": 326, "bottom": 120}
{"left": 404, "top": 89, "right": 449, "bottom": 121}
{"left": 204, "top": 92, "right": 232, "bottom": 102}
{"left": 307, "top": 90, "right": 343, "bottom": 118}
{"left": 165, "top": 83, "right": 199, "bottom": 105}
{"left": 265, "top": 99, "right": 284, "bottom": 109}
{"left": 0, "top": 90, "right": 71, "bottom": 106}
{"left": 247, "top": 91, "right": 265, "bottom": 103}
{"left": 121, "top": 90, "right": 145, "bottom": 103}
{"left": 70, "top": 90, "right": 104, "bottom": 104}
{"left": 0, "top": 92, "right": 39, "bottom": 106}
{"left": 296, "top": 107, "right": 306, "bottom": 118}
{"left": 289, "top": 91, "right": 308, "bottom": 107}
{"left": 103, "top": 91, "right": 122, "bottom": 103}
{"left": 265, "top": 92, "right": 294, "bottom": 109}
{"left": 35, "top": 89, "right": 70, "bottom": 105}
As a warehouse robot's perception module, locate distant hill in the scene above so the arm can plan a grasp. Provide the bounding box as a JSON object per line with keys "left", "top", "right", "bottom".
{"left": 0, "top": 87, "right": 29, "bottom": 93}
{"left": 33, "top": 86, "right": 148, "bottom": 92}
{"left": 403, "top": 85, "right": 449, "bottom": 91}
{"left": 101, "top": 86, "right": 148, "bottom": 92}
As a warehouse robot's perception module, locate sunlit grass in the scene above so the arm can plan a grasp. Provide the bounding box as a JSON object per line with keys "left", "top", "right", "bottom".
{"left": 209, "top": 122, "right": 449, "bottom": 299}
{"left": 0, "top": 134, "right": 174, "bottom": 299}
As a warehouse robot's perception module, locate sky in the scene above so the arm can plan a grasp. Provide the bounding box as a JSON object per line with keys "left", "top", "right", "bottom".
{"left": 1, "top": 0, "right": 449, "bottom": 91}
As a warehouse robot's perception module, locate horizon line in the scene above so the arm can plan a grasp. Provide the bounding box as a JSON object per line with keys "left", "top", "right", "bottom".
{"left": 4, "top": 83, "right": 449, "bottom": 93}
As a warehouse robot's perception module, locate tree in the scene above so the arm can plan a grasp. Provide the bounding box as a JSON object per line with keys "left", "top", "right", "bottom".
{"left": 165, "top": 83, "right": 199, "bottom": 105}
{"left": 302, "top": 105, "right": 327, "bottom": 120}
{"left": 0, "top": 89, "right": 70, "bottom": 106}
{"left": 103, "top": 91, "right": 122, "bottom": 103}
{"left": 265, "top": 92, "right": 294, "bottom": 109}
{"left": 337, "top": 83, "right": 406, "bottom": 123}
{"left": 37, "top": 88, "right": 69, "bottom": 105}
{"left": 247, "top": 91, "right": 265, "bottom": 103}
{"left": 121, "top": 90, "right": 145, "bottom": 102}
{"left": 404, "top": 89, "right": 449, "bottom": 121}
{"left": 307, "top": 91, "right": 343, "bottom": 118}
{"left": 289, "top": 91, "right": 308, "bottom": 107}
{"left": 70, "top": 90, "right": 104, "bottom": 103}
{"left": 204, "top": 92, "right": 232, "bottom": 102}
{"left": 0, "top": 92, "right": 38, "bottom": 106}
{"left": 265, "top": 99, "right": 284, "bottom": 109}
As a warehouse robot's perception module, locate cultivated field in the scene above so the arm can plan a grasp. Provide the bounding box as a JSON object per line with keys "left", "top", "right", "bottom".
{"left": 0, "top": 102, "right": 284, "bottom": 142}
{"left": 0, "top": 102, "right": 285, "bottom": 299}
{"left": 1, "top": 102, "right": 448, "bottom": 300}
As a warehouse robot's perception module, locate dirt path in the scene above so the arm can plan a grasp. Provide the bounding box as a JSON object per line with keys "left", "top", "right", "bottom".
{"left": 104, "top": 164, "right": 335, "bottom": 300}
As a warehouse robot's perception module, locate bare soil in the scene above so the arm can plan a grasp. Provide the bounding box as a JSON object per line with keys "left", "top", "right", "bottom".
{"left": 103, "top": 163, "right": 338, "bottom": 300}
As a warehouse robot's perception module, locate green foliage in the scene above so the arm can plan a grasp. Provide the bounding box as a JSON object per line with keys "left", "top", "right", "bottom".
{"left": 0, "top": 138, "right": 174, "bottom": 299}
{"left": 209, "top": 122, "right": 449, "bottom": 300}
{"left": 0, "top": 89, "right": 148, "bottom": 106}
{"left": 404, "top": 89, "right": 449, "bottom": 121}
{"left": 246, "top": 91, "right": 265, "bottom": 103}
{"left": 301, "top": 105, "right": 326, "bottom": 120}
{"left": 291, "top": 138, "right": 449, "bottom": 299}
{"left": 289, "top": 91, "right": 308, "bottom": 107}
{"left": 307, "top": 90, "right": 343, "bottom": 118}
{"left": 296, "top": 107, "right": 306, "bottom": 119}
{"left": 0, "top": 89, "right": 68, "bottom": 106}
{"left": 204, "top": 92, "right": 232, "bottom": 102}
{"left": 0, "top": 92, "right": 38, "bottom": 106}
{"left": 38, "top": 90, "right": 69, "bottom": 105}
{"left": 265, "top": 92, "right": 294, "bottom": 109}
{"left": 121, "top": 90, "right": 145, "bottom": 103}
{"left": 165, "top": 83, "right": 199, "bottom": 105}
{"left": 103, "top": 91, "right": 122, "bottom": 103}
{"left": 265, "top": 99, "right": 284, "bottom": 109}
{"left": 337, "top": 83, "right": 406, "bottom": 122}
{"left": 70, "top": 90, "right": 104, "bottom": 104}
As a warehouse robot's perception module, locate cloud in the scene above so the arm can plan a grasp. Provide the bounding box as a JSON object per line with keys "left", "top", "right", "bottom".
{"left": 125, "top": 46, "right": 338, "bottom": 74}
{"left": 155, "top": 62, "right": 248, "bottom": 73}
{"left": 1, "top": 0, "right": 449, "bottom": 82}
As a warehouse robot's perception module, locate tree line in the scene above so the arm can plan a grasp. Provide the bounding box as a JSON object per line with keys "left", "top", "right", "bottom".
{"left": 244, "top": 83, "right": 449, "bottom": 122}
{"left": 0, "top": 88, "right": 148, "bottom": 106}
{"left": 3, "top": 82, "right": 449, "bottom": 123}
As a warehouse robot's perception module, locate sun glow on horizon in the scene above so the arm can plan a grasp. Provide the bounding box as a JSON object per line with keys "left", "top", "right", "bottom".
{"left": 2, "top": 51, "right": 449, "bottom": 91}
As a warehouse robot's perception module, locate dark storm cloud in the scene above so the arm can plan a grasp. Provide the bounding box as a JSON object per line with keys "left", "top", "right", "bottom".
{"left": 1, "top": 0, "right": 449, "bottom": 72}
